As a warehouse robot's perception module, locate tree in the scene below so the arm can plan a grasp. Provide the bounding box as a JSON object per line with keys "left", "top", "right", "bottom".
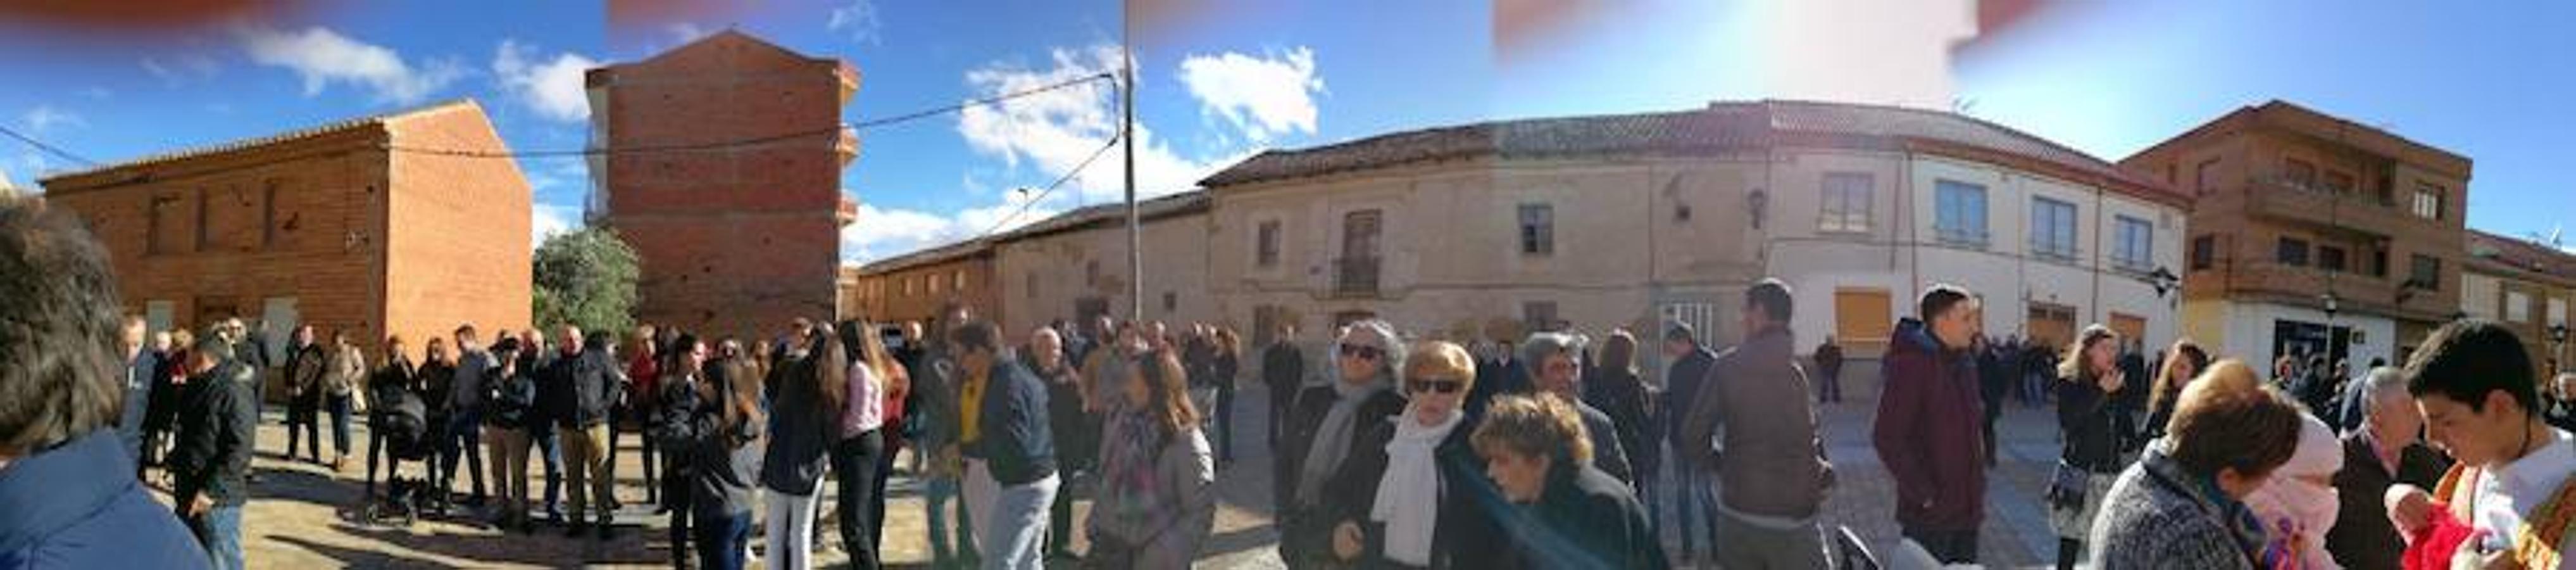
{"left": 532, "top": 225, "right": 639, "bottom": 335}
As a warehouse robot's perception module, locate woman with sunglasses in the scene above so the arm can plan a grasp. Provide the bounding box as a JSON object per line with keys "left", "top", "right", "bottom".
{"left": 1327, "top": 341, "right": 1503, "bottom": 569}
{"left": 1274, "top": 319, "right": 1408, "bottom": 568}
{"left": 1085, "top": 350, "right": 1216, "bottom": 569}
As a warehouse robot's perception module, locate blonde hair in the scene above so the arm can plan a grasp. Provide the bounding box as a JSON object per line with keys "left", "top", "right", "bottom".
{"left": 1403, "top": 341, "right": 1477, "bottom": 393}
{"left": 1471, "top": 394, "right": 1592, "bottom": 467}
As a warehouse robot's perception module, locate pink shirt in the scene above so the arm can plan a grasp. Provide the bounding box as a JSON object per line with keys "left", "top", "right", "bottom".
{"left": 842, "top": 361, "right": 886, "bottom": 437}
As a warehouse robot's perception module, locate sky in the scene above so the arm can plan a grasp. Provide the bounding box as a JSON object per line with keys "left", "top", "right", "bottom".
{"left": 2, "top": 1, "right": 2568, "bottom": 266}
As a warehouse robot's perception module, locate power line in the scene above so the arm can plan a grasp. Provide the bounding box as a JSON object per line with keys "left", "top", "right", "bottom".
{"left": 977, "top": 132, "right": 1120, "bottom": 238}
{"left": 384, "top": 72, "right": 1116, "bottom": 159}
{"left": 0, "top": 124, "right": 98, "bottom": 167}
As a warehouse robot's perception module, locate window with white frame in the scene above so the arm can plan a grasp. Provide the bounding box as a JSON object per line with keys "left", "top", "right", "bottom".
{"left": 2030, "top": 196, "right": 2078, "bottom": 262}
{"left": 2509, "top": 291, "right": 2532, "bottom": 323}
{"left": 1819, "top": 172, "right": 1873, "bottom": 233}
{"left": 1934, "top": 180, "right": 1988, "bottom": 247}
{"left": 2113, "top": 215, "right": 2153, "bottom": 271}
{"left": 1518, "top": 203, "right": 1554, "bottom": 256}
{"left": 2414, "top": 184, "right": 2445, "bottom": 220}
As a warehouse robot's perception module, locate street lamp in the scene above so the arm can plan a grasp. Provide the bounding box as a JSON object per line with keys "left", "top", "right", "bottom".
{"left": 2322, "top": 293, "right": 2340, "bottom": 321}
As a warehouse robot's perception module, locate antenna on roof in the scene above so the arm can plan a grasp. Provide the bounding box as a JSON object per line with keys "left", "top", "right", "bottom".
{"left": 1951, "top": 97, "right": 1977, "bottom": 116}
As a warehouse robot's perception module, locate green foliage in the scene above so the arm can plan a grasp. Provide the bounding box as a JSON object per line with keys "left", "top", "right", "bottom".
{"left": 531, "top": 225, "right": 639, "bottom": 335}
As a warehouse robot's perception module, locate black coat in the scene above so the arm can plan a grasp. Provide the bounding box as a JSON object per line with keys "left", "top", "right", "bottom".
{"left": 1337, "top": 423, "right": 1504, "bottom": 569}
{"left": 2056, "top": 374, "right": 2123, "bottom": 472}
{"left": 1263, "top": 343, "right": 1306, "bottom": 400}
{"left": 168, "top": 361, "right": 257, "bottom": 505}
{"left": 1274, "top": 383, "right": 1406, "bottom": 567}
{"left": 1492, "top": 465, "right": 1668, "bottom": 570}
{"left": 2326, "top": 433, "right": 2451, "bottom": 570}
{"left": 1583, "top": 367, "right": 1658, "bottom": 476}
{"left": 537, "top": 348, "right": 620, "bottom": 429}
{"left": 1662, "top": 347, "right": 1716, "bottom": 445}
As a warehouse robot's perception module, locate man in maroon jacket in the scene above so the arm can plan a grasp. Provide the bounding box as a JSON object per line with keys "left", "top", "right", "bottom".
{"left": 1871, "top": 284, "right": 1987, "bottom": 564}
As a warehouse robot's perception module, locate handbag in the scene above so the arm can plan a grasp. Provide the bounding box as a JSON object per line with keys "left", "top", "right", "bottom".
{"left": 2046, "top": 460, "right": 2091, "bottom": 511}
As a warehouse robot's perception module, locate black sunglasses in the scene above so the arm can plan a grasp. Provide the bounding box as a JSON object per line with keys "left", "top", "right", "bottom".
{"left": 1407, "top": 378, "right": 1464, "bottom": 395}
{"left": 1339, "top": 344, "right": 1384, "bottom": 360}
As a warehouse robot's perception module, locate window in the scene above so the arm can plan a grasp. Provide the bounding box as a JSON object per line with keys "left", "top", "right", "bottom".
{"left": 2323, "top": 170, "right": 2355, "bottom": 194}
{"left": 1255, "top": 220, "right": 1281, "bottom": 268}
{"left": 1517, "top": 203, "right": 1554, "bottom": 256}
{"left": 2508, "top": 291, "right": 2533, "bottom": 323}
{"left": 904, "top": 277, "right": 916, "bottom": 296}
{"left": 954, "top": 270, "right": 966, "bottom": 291}
{"left": 2551, "top": 298, "right": 2568, "bottom": 328}
{"left": 1522, "top": 301, "right": 1559, "bottom": 332}
{"left": 2194, "top": 158, "right": 2222, "bottom": 194}
{"left": 2413, "top": 184, "right": 2445, "bottom": 220}
{"left": 2191, "top": 234, "right": 2215, "bottom": 270}
{"left": 194, "top": 189, "right": 211, "bottom": 251}
{"left": 1026, "top": 272, "right": 1038, "bottom": 300}
{"left": 1819, "top": 172, "right": 1874, "bottom": 232}
{"left": 2030, "top": 197, "right": 2079, "bottom": 262}
{"left": 2113, "top": 215, "right": 2153, "bottom": 271}
{"left": 1085, "top": 260, "right": 1101, "bottom": 287}
{"left": 2371, "top": 250, "right": 2389, "bottom": 277}
{"left": 1934, "top": 180, "right": 1989, "bottom": 248}
{"left": 2277, "top": 237, "right": 2310, "bottom": 267}
{"left": 2318, "top": 245, "right": 2348, "bottom": 272}
{"left": 2284, "top": 158, "right": 2317, "bottom": 188}
{"left": 147, "top": 193, "right": 182, "bottom": 255}
{"left": 2410, "top": 255, "right": 2442, "bottom": 290}
{"left": 1163, "top": 291, "right": 1178, "bottom": 312}
{"left": 261, "top": 181, "right": 282, "bottom": 248}
{"left": 927, "top": 274, "right": 941, "bottom": 293}
{"left": 1832, "top": 289, "right": 1894, "bottom": 348}
{"left": 2027, "top": 303, "right": 2079, "bottom": 348}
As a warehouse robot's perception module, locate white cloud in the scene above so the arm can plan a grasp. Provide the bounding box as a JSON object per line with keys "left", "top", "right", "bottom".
{"left": 237, "top": 25, "right": 463, "bottom": 104}
{"left": 19, "top": 105, "right": 85, "bottom": 132}
{"left": 1176, "top": 48, "right": 1325, "bottom": 142}
{"left": 667, "top": 22, "right": 711, "bottom": 45}
{"left": 141, "top": 54, "right": 221, "bottom": 87}
{"left": 827, "top": 0, "right": 883, "bottom": 45}
{"left": 955, "top": 44, "right": 1247, "bottom": 205}
{"left": 532, "top": 202, "right": 578, "bottom": 247}
{"left": 491, "top": 40, "right": 599, "bottom": 122}
{"left": 841, "top": 190, "right": 1063, "bottom": 263}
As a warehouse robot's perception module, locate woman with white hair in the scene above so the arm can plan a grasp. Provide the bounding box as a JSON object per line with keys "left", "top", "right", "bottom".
{"left": 1273, "top": 319, "right": 1408, "bottom": 567}
{"left": 2244, "top": 412, "right": 2344, "bottom": 570}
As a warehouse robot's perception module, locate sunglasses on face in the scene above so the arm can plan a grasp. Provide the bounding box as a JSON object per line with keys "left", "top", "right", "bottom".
{"left": 1339, "top": 344, "right": 1384, "bottom": 360}
{"left": 1408, "top": 378, "right": 1464, "bottom": 395}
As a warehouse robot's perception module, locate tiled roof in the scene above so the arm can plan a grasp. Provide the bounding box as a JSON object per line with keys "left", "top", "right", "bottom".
{"left": 39, "top": 99, "right": 478, "bottom": 185}
{"left": 852, "top": 190, "right": 1210, "bottom": 276}
{"left": 1200, "top": 99, "right": 2181, "bottom": 205}
{"left": 2468, "top": 229, "right": 2576, "bottom": 285}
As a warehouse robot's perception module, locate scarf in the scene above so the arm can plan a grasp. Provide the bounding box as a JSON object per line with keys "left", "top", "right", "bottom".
{"left": 1373, "top": 407, "right": 1463, "bottom": 566}
{"left": 1296, "top": 375, "right": 1387, "bottom": 508}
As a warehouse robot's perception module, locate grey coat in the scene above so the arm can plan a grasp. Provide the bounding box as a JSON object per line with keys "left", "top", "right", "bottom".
{"left": 2087, "top": 444, "right": 2266, "bottom": 570}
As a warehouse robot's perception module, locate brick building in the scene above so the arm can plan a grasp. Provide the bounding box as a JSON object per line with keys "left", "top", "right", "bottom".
{"left": 39, "top": 99, "right": 534, "bottom": 363}
{"left": 2122, "top": 100, "right": 2470, "bottom": 369}
{"left": 589, "top": 30, "right": 859, "bottom": 339}
{"left": 844, "top": 238, "right": 997, "bottom": 329}
{"left": 2463, "top": 229, "right": 2575, "bottom": 377}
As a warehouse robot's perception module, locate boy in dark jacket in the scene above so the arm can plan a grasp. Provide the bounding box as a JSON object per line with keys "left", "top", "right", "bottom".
{"left": 170, "top": 340, "right": 259, "bottom": 570}
{"left": 1870, "top": 284, "right": 1987, "bottom": 565}
{"left": 952, "top": 320, "right": 1059, "bottom": 569}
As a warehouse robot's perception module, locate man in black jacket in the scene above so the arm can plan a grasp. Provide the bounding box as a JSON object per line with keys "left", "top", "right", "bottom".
{"left": 952, "top": 319, "right": 1057, "bottom": 570}
{"left": 169, "top": 337, "right": 258, "bottom": 569}
{"left": 1660, "top": 321, "right": 1719, "bottom": 562}
{"left": 1262, "top": 324, "right": 1305, "bottom": 448}
{"left": 539, "top": 325, "right": 623, "bottom": 539}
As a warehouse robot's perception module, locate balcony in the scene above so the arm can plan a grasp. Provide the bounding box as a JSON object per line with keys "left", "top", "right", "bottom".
{"left": 1332, "top": 256, "right": 1381, "bottom": 298}
{"left": 2244, "top": 177, "right": 2411, "bottom": 237}
{"left": 837, "top": 194, "right": 858, "bottom": 227}
{"left": 2027, "top": 236, "right": 2080, "bottom": 265}
{"left": 1934, "top": 226, "right": 1991, "bottom": 250}
{"left": 835, "top": 130, "right": 860, "bottom": 168}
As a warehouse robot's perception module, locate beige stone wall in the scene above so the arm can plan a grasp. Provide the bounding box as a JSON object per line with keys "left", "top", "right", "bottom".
{"left": 996, "top": 211, "right": 1215, "bottom": 339}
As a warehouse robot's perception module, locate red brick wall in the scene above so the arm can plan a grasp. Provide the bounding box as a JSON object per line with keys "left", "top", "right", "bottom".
{"left": 597, "top": 32, "right": 852, "bottom": 339}
{"left": 384, "top": 102, "right": 535, "bottom": 355}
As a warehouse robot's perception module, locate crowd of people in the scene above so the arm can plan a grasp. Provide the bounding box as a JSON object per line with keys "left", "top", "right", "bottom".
{"left": 13, "top": 193, "right": 2576, "bottom": 570}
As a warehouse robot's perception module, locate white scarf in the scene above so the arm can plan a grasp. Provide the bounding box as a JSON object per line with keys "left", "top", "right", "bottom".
{"left": 1372, "top": 407, "right": 1464, "bottom": 566}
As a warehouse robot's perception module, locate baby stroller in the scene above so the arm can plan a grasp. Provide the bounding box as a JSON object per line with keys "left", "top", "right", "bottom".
{"left": 362, "top": 384, "right": 440, "bottom": 526}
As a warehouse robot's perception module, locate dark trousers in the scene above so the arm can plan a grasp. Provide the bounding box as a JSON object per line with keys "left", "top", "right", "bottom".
{"left": 694, "top": 510, "right": 752, "bottom": 570}
{"left": 2057, "top": 538, "right": 2082, "bottom": 570}
{"left": 605, "top": 410, "right": 658, "bottom": 504}
{"left": 1903, "top": 526, "right": 1979, "bottom": 564}
{"left": 1048, "top": 464, "right": 1077, "bottom": 557}
{"left": 534, "top": 423, "right": 563, "bottom": 517}
{"left": 440, "top": 412, "right": 487, "bottom": 499}
{"left": 830, "top": 429, "right": 885, "bottom": 569}
{"left": 1215, "top": 383, "right": 1236, "bottom": 462}
{"left": 286, "top": 393, "right": 322, "bottom": 462}
{"left": 664, "top": 455, "right": 694, "bottom": 567}
{"left": 1267, "top": 383, "right": 1295, "bottom": 447}
{"left": 1818, "top": 365, "right": 1842, "bottom": 403}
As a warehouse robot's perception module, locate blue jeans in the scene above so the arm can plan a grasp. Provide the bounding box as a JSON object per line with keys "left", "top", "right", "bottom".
{"left": 441, "top": 411, "right": 486, "bottom": 498}
{"left": 1670, "top": 454, "right": 1720, "bottom": 559}
{"left": 327, "top": 394, "right": 354, "bottom": 457}
{"left": 694, "top": 510, "right": 753, "bottom": 570}
{"left": 185, "top": 503, "right": 244, "bottom": 570}
{"left": 926, "top": 475, "right": 977, "bottom": 566}
{"left": 532, "top": 422, "right": 562, "bottom": 516}
{"left": 977, "top": 465, "right": 1058, "bottom": 570}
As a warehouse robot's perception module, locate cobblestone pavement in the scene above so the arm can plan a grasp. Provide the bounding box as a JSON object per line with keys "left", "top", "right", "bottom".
{"left": 199, "top": 363, "right": 2072, "bottom": 569}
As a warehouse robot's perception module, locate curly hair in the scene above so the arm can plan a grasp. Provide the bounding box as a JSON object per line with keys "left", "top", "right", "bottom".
{"left": 1471, "top": 394, "right": 1593, "bottom": 468}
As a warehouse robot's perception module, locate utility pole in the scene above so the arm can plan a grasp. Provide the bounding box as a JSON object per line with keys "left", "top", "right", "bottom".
{"left": 1123, "top": 6, "right": 1143, "bottom": 323}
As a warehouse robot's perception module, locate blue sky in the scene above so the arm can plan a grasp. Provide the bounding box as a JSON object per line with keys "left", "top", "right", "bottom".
{"left": 3, "top": 1, "right": 2568, "bottom": 265}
